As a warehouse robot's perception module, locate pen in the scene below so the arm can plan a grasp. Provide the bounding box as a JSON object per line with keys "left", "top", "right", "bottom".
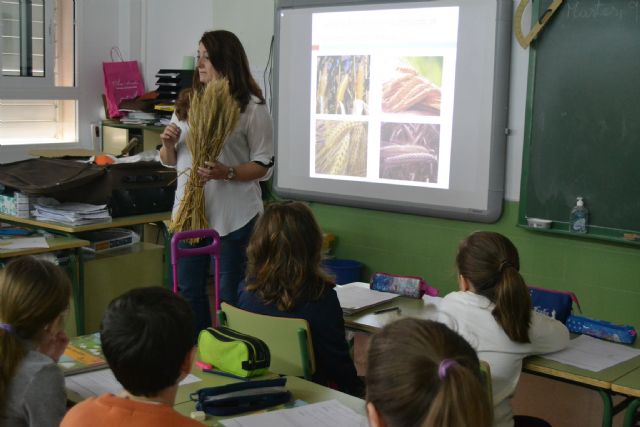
{"left": 203, "top": 368, "right": 250, "bottom": 382}
{"left": 373, "top": 306, "right": 401, "bottom": 315}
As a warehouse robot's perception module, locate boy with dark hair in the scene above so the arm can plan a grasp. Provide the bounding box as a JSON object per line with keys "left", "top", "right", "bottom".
{"left": 62, "top": 287, "right": 202, "bottom": 426}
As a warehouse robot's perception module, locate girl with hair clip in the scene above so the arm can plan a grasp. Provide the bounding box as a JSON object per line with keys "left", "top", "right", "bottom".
{"left": 237, "top": 201, "right": 363, "bottom": 396}
{"left": 160, "top": 30, "right": 274, "bottom": 328}
{"left": 439, "top": 231, "right": 569, "bottom": 427}
{"left": 366, "top": 318, "right": 493, "bottom": 427}
{"left": 0, "top": 256, "right": 72, "bottom": 426}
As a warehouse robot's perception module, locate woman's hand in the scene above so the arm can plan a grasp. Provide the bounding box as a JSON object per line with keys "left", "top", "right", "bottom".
{"left": 197, "top": 161, "right": 230, "bottom": 183}
{"left": 160, "top": 123, "right": 181, "bottom": 149}
{"left": 38, "top": 330, "right": 69, "bottom": 363}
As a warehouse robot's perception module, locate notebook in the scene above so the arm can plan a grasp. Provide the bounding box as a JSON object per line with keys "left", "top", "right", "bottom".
{"left": 335, "top": 282, "right": 399, "bottom": 315}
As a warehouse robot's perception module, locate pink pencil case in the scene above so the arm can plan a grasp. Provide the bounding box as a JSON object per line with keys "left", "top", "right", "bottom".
{"left": 370, "top": 272, "right": 438, "bottom": 299}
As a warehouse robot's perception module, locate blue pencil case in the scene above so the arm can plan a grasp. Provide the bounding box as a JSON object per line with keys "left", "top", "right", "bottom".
{"left": 566, "top": 314, "right": 637, "bottom": 344}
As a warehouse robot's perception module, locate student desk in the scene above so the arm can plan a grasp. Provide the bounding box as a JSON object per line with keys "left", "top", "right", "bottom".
{"left": 343, "top": 296, "right": 640, "bottom": 427}
{"left": 0, "top": 235, "right": 89, "bottom": 336}
{"left": 0, "top": 212, "right": 171, "bottom": 334}
{"left": 523, "top": 340, "right": 640, "bottom": 427}
{"left": 174, "top": 372, "right": 365, "bottom": 426}
{"left": 610, "top": 366, "right": 640, "bottom": 427}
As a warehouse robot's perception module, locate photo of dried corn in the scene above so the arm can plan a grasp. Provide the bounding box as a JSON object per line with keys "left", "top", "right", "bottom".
{"left": 315, "top": 120, "right": 368, "bottom": 177}
{"left": 379, "top": 122, "right": 440, "bottom": 183}
{"left": 381, "top": 56, "right": 442, "bottom": 116}
{"left": 316, "top": 55, "right": 370, "bottom": 115}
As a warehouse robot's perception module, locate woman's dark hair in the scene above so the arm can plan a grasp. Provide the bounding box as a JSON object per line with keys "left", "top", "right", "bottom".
{"left": 0, "top": 256, "right": 71, "bottom": 413}
{"left": 245, "top": 201, "right": 333, "bottom": 311}
{"left": 456, "top": 231, "right": 532, "bottom": 343}
{"left": 176, "top": 30, "right": 265, "bottom": 120}
{"left": 366, "top": 318, "right": 493, "bottom": 427}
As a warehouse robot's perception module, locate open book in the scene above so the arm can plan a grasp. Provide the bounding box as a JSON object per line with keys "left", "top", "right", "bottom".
{"left": 335, "top": 282, "right": 399, "bottom": 315}
{"left": 58, "top": 333, "right": 107, "bottom": 376}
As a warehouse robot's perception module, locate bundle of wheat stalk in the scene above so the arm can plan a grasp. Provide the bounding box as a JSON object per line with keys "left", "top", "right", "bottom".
{"left": 169, "top": 78, "right": 240, "bottom": 237}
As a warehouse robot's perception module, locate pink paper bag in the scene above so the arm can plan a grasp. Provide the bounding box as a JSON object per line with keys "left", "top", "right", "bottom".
{"left": 102, "top": 47, "right": 145, "bottom": 118}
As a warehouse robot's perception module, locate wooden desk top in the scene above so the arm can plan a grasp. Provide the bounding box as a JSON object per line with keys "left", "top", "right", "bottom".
{"left": 0, "top": 236, "right": 89, "bottom": 259}
{"left": 524, "top": 345, "right": 640, "bottom": 390}
{"left": 174, "top": 374, "right": 365, "bottom": 426}
{"left": 343, "top": 295, "right": 439, "bottom": 333}
{"left": 611, "top": 365, "right": 640, "bottom": 398}
{"left": 0, "top": 212, "right": 171, "bottom": 233}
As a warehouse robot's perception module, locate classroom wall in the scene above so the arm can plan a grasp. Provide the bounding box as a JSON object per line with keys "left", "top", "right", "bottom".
{"left": 209, "top": 1, "right": 639, "bottom": 329}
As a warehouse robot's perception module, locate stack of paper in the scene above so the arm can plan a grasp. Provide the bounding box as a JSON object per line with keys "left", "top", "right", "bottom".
{"left": 335, "top": 282, "right": 399, "bottom": 315}
{"left": 32, "top": 198, "right": 111, "bottom": 225}
{"left": 221, "top": 400, "right": 367, "bottom": 427}
{"left": 542, "top": 335, "right": 640, "bottom": 372}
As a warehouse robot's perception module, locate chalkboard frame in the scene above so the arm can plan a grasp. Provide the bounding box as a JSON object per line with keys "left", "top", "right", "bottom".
{"left": 518, "top": 0, "right": 640, "bottom": 247}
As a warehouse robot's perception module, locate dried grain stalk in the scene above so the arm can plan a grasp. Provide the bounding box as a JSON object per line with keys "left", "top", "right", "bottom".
{"left": 169, "top": 78, "right": 240, "bottom": 238}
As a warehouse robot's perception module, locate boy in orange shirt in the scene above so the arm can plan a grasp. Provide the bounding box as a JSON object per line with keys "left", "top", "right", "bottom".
{"left": 62, "top": 287, "right": 202, "bottom": 426}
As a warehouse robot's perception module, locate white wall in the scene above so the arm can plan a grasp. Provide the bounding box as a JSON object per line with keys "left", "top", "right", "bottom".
{"left": 140, "top": 0, "right": 215, "bottom": 90}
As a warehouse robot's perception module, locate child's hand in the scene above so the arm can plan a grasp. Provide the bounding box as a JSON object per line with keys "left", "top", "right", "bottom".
{"left": 38, "top": 330, "right": 69, "bottom": 362}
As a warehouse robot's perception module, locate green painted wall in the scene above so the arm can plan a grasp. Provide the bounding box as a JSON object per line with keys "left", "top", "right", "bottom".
{"left": 311, "top": 201, "right": 640, "bottom": 330}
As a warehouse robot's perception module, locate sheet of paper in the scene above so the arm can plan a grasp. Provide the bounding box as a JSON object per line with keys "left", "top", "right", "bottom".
{"left": 65, "top": 369, "right": 201, "bottom": 399}
{"left": 542, "top": 335, "right": 640, "bottom": 372}
{"left": 220, "top": 399, "right": 367, "bottom": 427}
{"left": 335, "top": 282, "right": 399, "bottom": 314}
{"left": 0, "top": 236, "right": 49, "bottom": 250}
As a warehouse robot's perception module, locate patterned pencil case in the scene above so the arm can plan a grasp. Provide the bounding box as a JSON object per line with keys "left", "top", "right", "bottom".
{"left": 370, "top": 272, "right": 438, "bottom": 299}
{"left": 566, "top": 314, "right": 637, "bottom": 344}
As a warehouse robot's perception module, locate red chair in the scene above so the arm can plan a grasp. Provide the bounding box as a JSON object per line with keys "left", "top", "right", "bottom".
{"left": 170, "top": 229, "right": 221, "bottom": 326}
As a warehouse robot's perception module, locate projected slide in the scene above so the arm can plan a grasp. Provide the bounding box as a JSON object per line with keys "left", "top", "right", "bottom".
{"left": 310, "top": 6, "right": 458, "bottom": 188}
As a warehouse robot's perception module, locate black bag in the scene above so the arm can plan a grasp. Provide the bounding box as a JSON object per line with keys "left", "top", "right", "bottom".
{"left": 0, "top": 158, "right": 176, "bottom": 217}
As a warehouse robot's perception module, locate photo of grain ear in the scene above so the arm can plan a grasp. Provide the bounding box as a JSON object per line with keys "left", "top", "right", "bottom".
{"left": 169, "top": 78, "right": 240, "bottom": 238}
{"left": 382, "top": 57, "right": 442, "bottom": 116}
{"left": 315, "top": 120, "right": 368, "bottom": 177}
{"left": 316, "top": 55, "right": 370, "bottom": 115}
{"left": 379, "top": 123, "right": 440, "bottom": 183}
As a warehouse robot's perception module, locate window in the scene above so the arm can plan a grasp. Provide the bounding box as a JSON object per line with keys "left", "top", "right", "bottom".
{"left": 0, "top": 0, "right": 76, "bottom": 145}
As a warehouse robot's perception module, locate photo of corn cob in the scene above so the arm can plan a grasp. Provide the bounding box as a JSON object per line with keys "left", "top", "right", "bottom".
{"left": 315, "top": 120, "right": 368, "bottom": 177}
{"left": 381, "top": 57, "right": 442, "bottom": 116}
{"left": 379, "top": 122, "right": 440, "bottom": 183}
{"left": 316, "top": 55, "right": 370, "bottom": 116}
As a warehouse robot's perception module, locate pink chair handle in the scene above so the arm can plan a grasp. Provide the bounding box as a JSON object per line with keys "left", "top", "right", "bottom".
{"left": 170, "top": 229, "right": 221, "bottom": 326}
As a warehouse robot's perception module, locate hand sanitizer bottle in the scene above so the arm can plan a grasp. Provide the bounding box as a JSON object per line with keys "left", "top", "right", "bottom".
{"left": 570, "top": 196, "right": 588, "bottom": 233}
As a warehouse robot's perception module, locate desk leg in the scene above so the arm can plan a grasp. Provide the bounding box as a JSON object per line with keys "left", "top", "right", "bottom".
{"left": 598, "top": 390, "right": 613, "bottom": 427}
{"left": 623, "top": 398, "right": 640, "bottom": 427}
{"left": 68, "top": 248, "right": 85, "bottom": 335}
{"left": 156, "top": 221, "right": 172, "bottom": 289}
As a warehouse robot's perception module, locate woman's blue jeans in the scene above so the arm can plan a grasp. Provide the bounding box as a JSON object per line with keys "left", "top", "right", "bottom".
{"left": 177, "top": 216, "right": 256, "bottom": 333}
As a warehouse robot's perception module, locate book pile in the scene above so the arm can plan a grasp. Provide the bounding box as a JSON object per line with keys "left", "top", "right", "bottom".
{"left": 58, "top": 333, "right": 107, "bottom": 376}
{"left": 77, "top": 228, "right": 139, "bottom": 253}
{"left": 32, "top": 198, "right": 111, "bottom": 225}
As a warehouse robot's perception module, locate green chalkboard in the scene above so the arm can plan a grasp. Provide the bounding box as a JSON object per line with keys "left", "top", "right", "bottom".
{"left": 519, "top": 0, "right": 640, "bottom": 245}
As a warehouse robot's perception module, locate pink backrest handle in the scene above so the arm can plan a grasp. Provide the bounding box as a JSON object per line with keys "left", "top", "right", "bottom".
{"left": 170, "top": 229, "right": 221, "bottom": 325}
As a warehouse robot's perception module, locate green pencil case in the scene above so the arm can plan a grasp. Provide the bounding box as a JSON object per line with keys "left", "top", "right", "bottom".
{"left": 197, "top": 326, "right": 270, "bottom": 378}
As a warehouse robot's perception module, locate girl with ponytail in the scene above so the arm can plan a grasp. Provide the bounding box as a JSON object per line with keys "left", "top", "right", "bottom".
{"left": 0, "top": 256, "right": 71, "bottom": 426}
{"left": 366, "top": 318, "right": 492, "bottom": 427}
{"left": 439, "top": 231, "right": 569, "bottom": 427}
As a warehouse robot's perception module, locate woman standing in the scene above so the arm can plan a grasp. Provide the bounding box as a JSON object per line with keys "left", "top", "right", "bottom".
{"left": 160, "top": 30, "right": 273, "bottom": 331}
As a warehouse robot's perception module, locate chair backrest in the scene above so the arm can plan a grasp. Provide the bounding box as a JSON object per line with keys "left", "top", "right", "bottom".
{"left": 219, "top": 302, "right": 315, "bottom": 379}
{"left": 479, "top": 360, "right": 493, "bottom": 403}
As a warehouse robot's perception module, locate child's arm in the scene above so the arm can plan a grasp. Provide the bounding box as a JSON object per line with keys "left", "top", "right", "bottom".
{"left": 529, "top": 311, "right": 570, "bottom": 354}
{"left": 24, "top": 363, "right": 67, "bottom": 426}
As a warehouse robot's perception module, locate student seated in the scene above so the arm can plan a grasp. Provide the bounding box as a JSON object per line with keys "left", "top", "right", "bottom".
{"left": 366, "top": 318, "right": 493, "bottom": 427}
{"left": 237, "top": 201, "right": 363, "bottom": 396}
{"left": 439, "top": 231, "right": 569, "bottom": 427}
{"left": 0, "top": 256, "right": 71, "bottom": 427}
{"left": 62, "top": 287, "right": 201, "bottom": 426}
